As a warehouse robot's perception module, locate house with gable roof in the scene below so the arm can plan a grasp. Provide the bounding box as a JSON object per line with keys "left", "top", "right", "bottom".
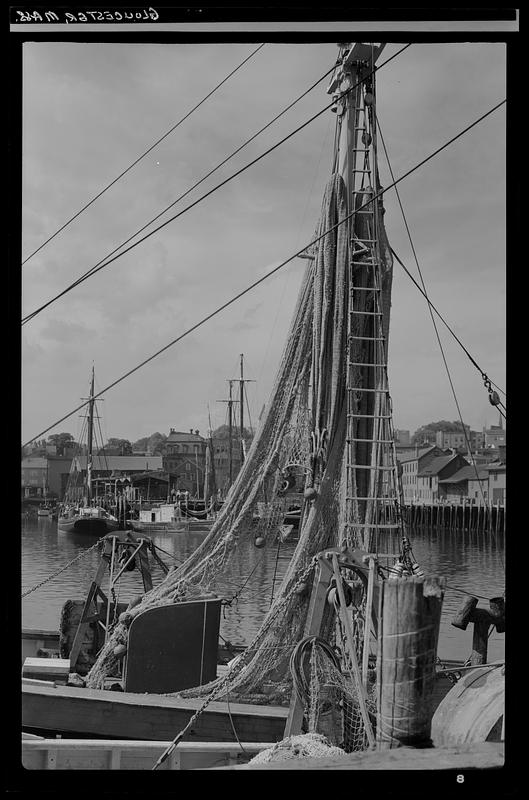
{"left": 399, "top": 445, "right": 447, "bottom": 503}
{"left": 438, "top": 464, "right": 489, "bottom": 504}
{"left": 416, "top": 452, "right": 469, "bottom": 503}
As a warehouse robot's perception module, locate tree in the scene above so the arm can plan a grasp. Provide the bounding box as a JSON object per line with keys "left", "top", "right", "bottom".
{"left": 100, "top": 438, "right": 133, "bottom": 456}
{"left": 47, "top": 432, "right": 75, "bottom": 455}
{"left": 148, "top": 432, "right": 168, "bottom": 455}
{"left": 411, "top": 420, "right": 467, "bottom": 445}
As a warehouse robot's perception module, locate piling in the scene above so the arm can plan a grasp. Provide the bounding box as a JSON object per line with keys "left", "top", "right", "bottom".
{"left": 376, "top": 575, "right": 445, "bottom": 748}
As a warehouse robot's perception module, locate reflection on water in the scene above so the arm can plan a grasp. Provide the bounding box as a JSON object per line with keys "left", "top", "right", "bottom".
{"left": 21, "top": 517, "right": 505, "bottom": 663}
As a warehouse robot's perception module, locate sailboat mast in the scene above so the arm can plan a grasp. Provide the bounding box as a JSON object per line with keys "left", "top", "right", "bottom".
{"left": 228, "top": 380, "right": 234, "bottom": 485}
{"left": 86, "top": 367, "right": 95, "bottom": 505}
{"left": 239, "top": 354, "right": 244, "bottom": 463}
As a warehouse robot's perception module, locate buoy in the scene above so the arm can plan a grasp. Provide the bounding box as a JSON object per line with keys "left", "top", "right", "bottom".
{"left": 304, "top": 486, "right": 318, "bottom": 501}
{"left": 364, "top": 92, "right": 374, "bottom": 105}
{"left": 113, "top": 643, "right": 127, "bottom": 658}
{"left": 254, "top": 536, "right": 266, "bottom": 548}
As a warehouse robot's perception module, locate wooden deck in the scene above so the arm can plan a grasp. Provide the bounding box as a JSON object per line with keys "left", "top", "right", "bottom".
{"left": 22, "top": 736, "right": 274, "bottom": 770}
{"left": 22, "top": 682, "right": 288, "bottom": 743}
{"left": 213, "top": 741, "right": 504, "bottom": 770}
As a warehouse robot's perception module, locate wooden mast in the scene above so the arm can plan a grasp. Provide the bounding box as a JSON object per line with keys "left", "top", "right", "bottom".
{"left": 86, "top": 366, "right": 95, "bottom": 506}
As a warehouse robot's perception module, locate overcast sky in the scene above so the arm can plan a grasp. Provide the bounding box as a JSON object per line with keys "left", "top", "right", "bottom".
{"left": 21, "top": 41, "right": 506, "bottom": 446}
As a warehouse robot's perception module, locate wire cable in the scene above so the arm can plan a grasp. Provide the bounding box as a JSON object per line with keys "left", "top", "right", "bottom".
{"left": 22, "top": 59, "right": 338, "bottom": 325}
{"left": 390, "top": 246, "right": 506, "bottom": 399}
{"left": 21, "top": 45, "right": 411, "bottom": 326}
{"left": 22, "top": 95, "right": 505, "bottom": 448}
{"left": 22, "top": 43, "right": 266, "bottom": 266}
{"left": 377, "top": 117, "right": 505, "bottom": 571}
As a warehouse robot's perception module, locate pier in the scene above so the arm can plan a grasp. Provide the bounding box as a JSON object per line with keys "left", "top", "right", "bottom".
{"left": 404, "top": 502, "right": 505, "bottom": 534}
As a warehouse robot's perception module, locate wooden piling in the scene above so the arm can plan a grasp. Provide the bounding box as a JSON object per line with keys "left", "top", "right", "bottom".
{"left": 376, "top": 575, "right": 445, "bottom": 749}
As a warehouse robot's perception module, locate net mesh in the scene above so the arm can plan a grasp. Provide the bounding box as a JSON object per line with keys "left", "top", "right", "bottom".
{"left": 85, "top": 167, "right": 394, "bottom": 755}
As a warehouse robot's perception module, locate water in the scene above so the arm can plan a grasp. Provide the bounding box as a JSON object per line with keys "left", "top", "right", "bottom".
{"left": 21, "top": 516, "right": 505, "bottom": 663}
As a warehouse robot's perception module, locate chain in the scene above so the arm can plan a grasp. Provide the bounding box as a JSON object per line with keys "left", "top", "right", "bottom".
{"left": 21, "top": 538, "right": 103, "bottom": 599}
{"left": 152, "top": 558, "right": 318, "bottom": 770}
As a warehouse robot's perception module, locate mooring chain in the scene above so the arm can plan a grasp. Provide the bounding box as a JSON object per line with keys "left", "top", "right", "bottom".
{"left": 21, "top": 539, "right": 103, "bottom": 599}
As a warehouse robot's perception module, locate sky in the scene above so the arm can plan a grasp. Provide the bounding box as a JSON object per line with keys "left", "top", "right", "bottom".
{"left": 21, "top": 40, "right": 506, "bottom": 446}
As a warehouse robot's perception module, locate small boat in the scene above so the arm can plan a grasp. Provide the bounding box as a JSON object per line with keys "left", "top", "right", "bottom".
{"left": 37, "top": 504, "right": 53, "bottom": 517}
{"left": 58, "top": 504, "right": 120, "bottom": 535}
{"left": 57, "top": 368, "right": 119, "bottom": 536}
{"left": 129, "top": 503, "right": 189, "bottom": 532}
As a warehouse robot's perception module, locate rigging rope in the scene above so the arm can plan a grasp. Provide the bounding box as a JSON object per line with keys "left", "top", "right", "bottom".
{"left": 376, "top": 117, "right": 506, "bottom": 557}
{"left": 22, "top": 95, "right": 506, "bottom": 449}
{"left": 22, "top": 44, "right": 266, "bottom": 267}
{"left": 21, "top": 45, "right": 411, "bottom": 326}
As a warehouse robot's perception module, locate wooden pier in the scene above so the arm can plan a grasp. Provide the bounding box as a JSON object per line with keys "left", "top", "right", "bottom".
{"left": 404, "top": 502, "right": 505, "bottom": 534}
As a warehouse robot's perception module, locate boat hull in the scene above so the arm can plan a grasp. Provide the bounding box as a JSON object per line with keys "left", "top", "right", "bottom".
{"left": 58, "top": 516, "right": 120, "bottom": 535}
{"left": 22, "top": 682, "right": 288, "bottom": 743}
{"left": 129, "top": 520, "right": 189, "bottom": 533}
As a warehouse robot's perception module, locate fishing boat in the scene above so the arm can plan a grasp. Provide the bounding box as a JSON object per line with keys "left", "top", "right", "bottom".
{"left": 22, "top": 42, "right": 505, "bottom": 760}
{"left": 57, "top": 368, "right": 119, "bottom": 536}
{"left": 129, "top": 503, "right": 189, "bottom": 533}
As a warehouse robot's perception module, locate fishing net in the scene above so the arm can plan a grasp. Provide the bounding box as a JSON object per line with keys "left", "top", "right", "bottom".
{"left": 86, "top": 167, "right": 396, "bottom": 740}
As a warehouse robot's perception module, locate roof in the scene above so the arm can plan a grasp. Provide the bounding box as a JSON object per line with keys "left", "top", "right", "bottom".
{"left": 399, "top": 445, "right": 443, "bottom": 464}
{"left": 439, "top": 466, "right": 489, "bottom": 484}
{"left": 418, "top": 454, "right": 461, "bottom": 477}
{"left": 166, "top": 430, "right": 205, "bottom": 443}
{"left": 76, "top": 455, "right": 164, "bottom": 472}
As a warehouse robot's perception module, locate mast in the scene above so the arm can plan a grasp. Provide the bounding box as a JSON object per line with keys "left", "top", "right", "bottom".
{"left": 228, "top": 380, "right": 234, "bottom": 485}
{"left": 217, "top": 381, "right": 238, "bottom": 492}
{"left": 328, "top": 42, "right": 403, "bottom": 552}
{"left": 232, "top": 354, "right": 255, "bottom": 466}
{"left": 86, "top": 366, "right": 95, "bottom": 505}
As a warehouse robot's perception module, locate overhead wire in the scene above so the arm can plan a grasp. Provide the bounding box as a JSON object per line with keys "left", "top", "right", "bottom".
{"left": 22, "top": 95, "right": 505, "bottom": 449}
{"left": 377, "top": 117, "right": 505, "bottom": 572}
{"left": 21, "top": 44, "right": 411, "bottom": 326}
{"left": 22, "top": 57, "right": 338, "bottom": 325}
{"left": 22, "top": 43, "right": 266, "bottom": 266}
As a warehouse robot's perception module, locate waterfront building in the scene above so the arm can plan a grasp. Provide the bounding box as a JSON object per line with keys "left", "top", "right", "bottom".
{"left": 416, "top": 452, "right": 469, "bottom": 503}
{"left": 162, "top": 429, "right": 206, "bottom": 496}
{"left": 485, "top": 461, "right": 506, "bottom": 504}
{"left": 438, "top": 464, "right": 489, "bottom": 504}
{"left": 399, "top": 445, "right": 447, "bottom": 503}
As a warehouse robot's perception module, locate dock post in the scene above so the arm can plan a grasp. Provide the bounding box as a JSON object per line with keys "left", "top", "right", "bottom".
{"left": 376, "top": 575, "right": 445, "bottom": 748}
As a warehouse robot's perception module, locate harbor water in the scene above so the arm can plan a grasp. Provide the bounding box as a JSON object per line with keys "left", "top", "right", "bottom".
{"left": 21, "top": 516, "right": 505, "bottom": 663}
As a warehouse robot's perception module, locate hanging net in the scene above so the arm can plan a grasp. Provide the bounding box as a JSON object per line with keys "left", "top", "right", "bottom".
{"left": 85, "top": 168, "right": 395, "bottom": 742}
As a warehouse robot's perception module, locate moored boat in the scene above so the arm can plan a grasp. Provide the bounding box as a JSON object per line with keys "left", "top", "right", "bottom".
{"left": 21, "top": 41, "right": 505, "bottom": 762}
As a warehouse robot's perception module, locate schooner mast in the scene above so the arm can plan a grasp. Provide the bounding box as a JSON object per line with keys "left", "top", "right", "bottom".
{"left": 328, "top": 42, "right": 404, "bottom": 554}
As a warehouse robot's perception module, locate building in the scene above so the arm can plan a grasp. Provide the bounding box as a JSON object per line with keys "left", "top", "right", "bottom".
{"left": 416, "top": 452, "right": 469, "bottom": 503}
{"left": 22, "top": 454, "right": 164, "bottom": 501}
{"left": 486, "top": 462, "right": 506, "bottom": 504}
{"left": 399, "top": 445, "right": 447, "bottom": 503}
{"left": 438, "top": 465, "right": 489, "bottom": 504}
{"left": 394, "top": 429, "right": 411, "bottom": 446}
{"left": 162, "top": 429, "right": 206, "bottom": 496}
{"left": 483, "top": 421, "right": 506, "bottom": 450}
{"left": 212, "top": 427, "right": 249, "bottom": 494}
{"left": 21, "top": 456, "right": 48, "bottom": 499}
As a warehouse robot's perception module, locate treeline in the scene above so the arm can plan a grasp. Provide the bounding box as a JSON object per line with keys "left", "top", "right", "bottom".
{"left": 23, "top": 426, "right": 254, "bottom": 459}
